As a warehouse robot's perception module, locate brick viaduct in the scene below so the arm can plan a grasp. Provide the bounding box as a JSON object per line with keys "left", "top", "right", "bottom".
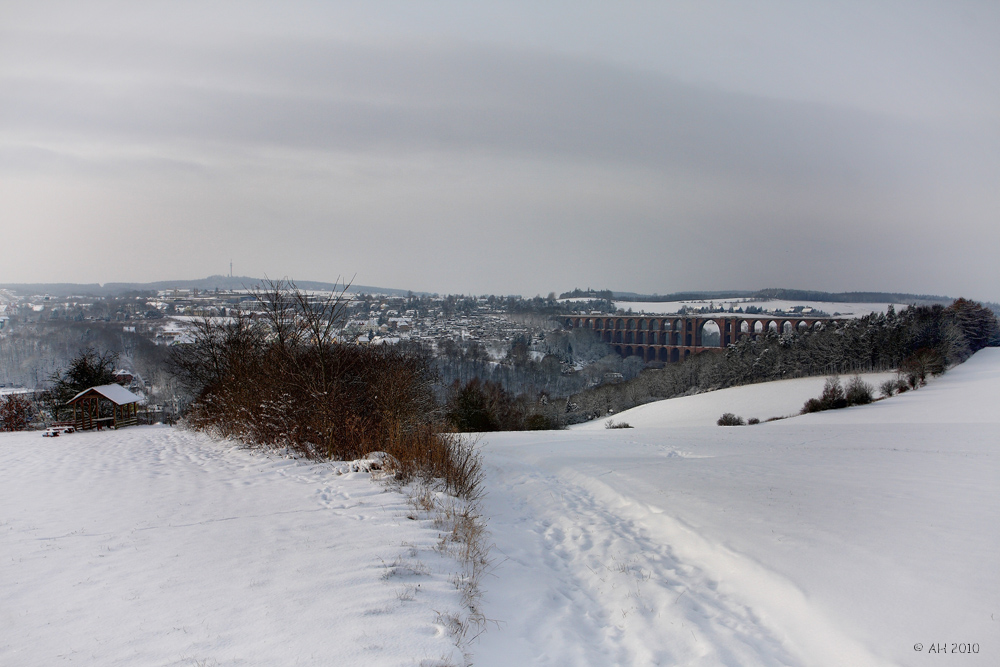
{"left": 563, "top": 314, "right": 837, "bottom": 363}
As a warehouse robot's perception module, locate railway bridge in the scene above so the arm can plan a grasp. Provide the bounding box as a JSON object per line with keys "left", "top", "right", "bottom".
{"left": 563, "top": 314, "right": 837, "bottom": 363}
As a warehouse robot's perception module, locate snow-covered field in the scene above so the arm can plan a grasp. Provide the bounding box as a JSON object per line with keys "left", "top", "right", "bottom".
{"left": 574, "top": 371, "right": 899, "bottom": 429}
{"left": 3, "top": 352, "right": 998, "bottom": 666}
{"left": 472, "top": 350, "right": 1000, "bottom": 665}
{"left": 0, "top": 429, "right": 470, "bottom": 666}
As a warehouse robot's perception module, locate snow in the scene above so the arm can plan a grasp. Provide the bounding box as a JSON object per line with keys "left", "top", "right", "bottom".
{"left": 472, "top": 350, "right": 1000, "bottom": 665}
{"left": 0, "top": 428, "right": 468, "bottom": 666}
{"left": 4, "top": 352, "right": 998, "bottom": 665}
{"left": 68, "top": 383, "right": 142, "bottom": 405}
{"left": 574, "top": 371, "right": 899, "bottom": 429}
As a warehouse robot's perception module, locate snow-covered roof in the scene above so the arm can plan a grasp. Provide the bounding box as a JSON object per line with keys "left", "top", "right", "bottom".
{"left": 67, "top": 384, "right": 141, "bottom": 406}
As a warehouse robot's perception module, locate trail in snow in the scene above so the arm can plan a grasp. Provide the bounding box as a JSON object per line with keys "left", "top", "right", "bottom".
{"left": 474, "top": 438, "right": 888, "bottom": 666}
{"left": 3, "top": 354, "right": 997, "bottom": 665}
{"left": 473, "top": 351, "right": 1000, "bottom": 666}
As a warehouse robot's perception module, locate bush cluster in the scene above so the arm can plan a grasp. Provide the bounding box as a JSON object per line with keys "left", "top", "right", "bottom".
{"left": 717, "top": 412, "right": 746, "bottom": 426}
{"left": 169, "top": 280, "right": 481, "bottom": 498}
{"left": 0, "top": 394, "right": 35, "bottom": 431}
{"left": 801, "top": 376, "right": 874, "bottom": 414}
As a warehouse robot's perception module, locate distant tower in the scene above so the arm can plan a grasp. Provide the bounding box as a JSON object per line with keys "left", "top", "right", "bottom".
{"left": 230, "top": 260, "right": 233, "bottom": 278}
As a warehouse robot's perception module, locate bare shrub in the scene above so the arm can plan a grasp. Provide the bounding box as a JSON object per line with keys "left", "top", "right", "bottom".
{"left": 819, "top": 376, "right": 847, "bottom": 409}
{"left": 169, "top": 279, "right": 482, "bottom": 500}
{"left": 0, "top": 395, "right": 35, "bottom": 431}
{"left": 844, "top": 376, "right": 874, "bottom": 406}
{"left": 802, "top": 376, "right": 847, "bottom": 414}
{"left": 604, "top": 419, "right": 632, "bottom": 429}
{"left": 717, "top": 413, "right": 745, "bottom": 426}
{"left": 747, "top": 417, "right": 760, "bottom": 425}
{"left": 901, "top": 347, "right": 945, "bottom": 387}
{"left": 801, "top": 398, "right": 823, "bottom": 414}
{"left": 803, "top": 375, "right": 874, "bottom": 413}
{"left": 394, "top": 432, "right": 485, "bottom": 502}
{"left": 879, "top": 379, "right": 898, "bottom": 398}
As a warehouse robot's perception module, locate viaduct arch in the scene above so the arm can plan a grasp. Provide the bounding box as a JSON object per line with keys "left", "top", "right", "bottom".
{"left": 564, "top": 315, "right": 836, "bottom": 363}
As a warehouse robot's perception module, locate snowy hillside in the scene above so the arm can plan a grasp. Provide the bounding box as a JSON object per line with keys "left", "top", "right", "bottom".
{"left": 3, "top": 352, "right": 997, "bottom": 666}
{"left": 574, "top": 371, "right": 898, "bottom": 429}
{"left": 0, "top": 429, "right": 470, "bottom": 666}
{"left": 473, "top": 350, "right": 1000, "bottom": 665}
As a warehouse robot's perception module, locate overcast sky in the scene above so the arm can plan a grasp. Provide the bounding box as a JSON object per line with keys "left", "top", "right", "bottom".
{"left": 2, "top": 1, "right": 998, "bottom": 300}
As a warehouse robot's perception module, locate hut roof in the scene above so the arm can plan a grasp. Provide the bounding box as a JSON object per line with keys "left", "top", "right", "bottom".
{"left": 67, "top": 384, "right": 142, "bottom": 406}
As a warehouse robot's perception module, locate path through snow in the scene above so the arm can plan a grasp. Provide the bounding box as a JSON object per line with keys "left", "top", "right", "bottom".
{"left": 3, "top": 354, "right": 997, "bottom": 665}
{"left": 473, "top": 351, "right": 1000, "bottom": 666}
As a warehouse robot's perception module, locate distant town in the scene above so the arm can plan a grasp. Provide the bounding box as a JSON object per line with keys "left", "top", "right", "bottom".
{"left": 0, "top": 279, "right": 979, "bottom": 427}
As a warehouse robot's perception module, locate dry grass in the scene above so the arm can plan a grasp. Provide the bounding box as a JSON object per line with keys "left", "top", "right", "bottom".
{"left": 382, "top": 430, "right": 485, "bottom": 502}
{"left": 401, "top": 479, "right": 498, "bottom": 658}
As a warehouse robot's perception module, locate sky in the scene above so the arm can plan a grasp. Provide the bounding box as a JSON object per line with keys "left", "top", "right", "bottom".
{"left": 2, "top": 1, "right": 998, "bottom": 300}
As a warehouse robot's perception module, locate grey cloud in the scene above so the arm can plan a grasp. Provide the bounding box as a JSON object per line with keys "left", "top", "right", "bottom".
{"left": 3, "top": 35, "right": 978, "bottom": 191}
{"left": 1, "top": 23, "right": 997, "bottom": 300}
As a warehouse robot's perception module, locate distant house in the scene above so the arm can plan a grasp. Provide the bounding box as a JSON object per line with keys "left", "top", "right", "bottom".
{"left": 113, "top": 369, "right": 134, "bottom": 386}
{"left": 66, "top": 384, "right": 141, "bottom": 430}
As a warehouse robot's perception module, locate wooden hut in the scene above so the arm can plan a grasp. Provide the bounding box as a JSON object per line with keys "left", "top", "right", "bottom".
{"left": 67, "top": 384, "right": 142, "bottom": 430}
